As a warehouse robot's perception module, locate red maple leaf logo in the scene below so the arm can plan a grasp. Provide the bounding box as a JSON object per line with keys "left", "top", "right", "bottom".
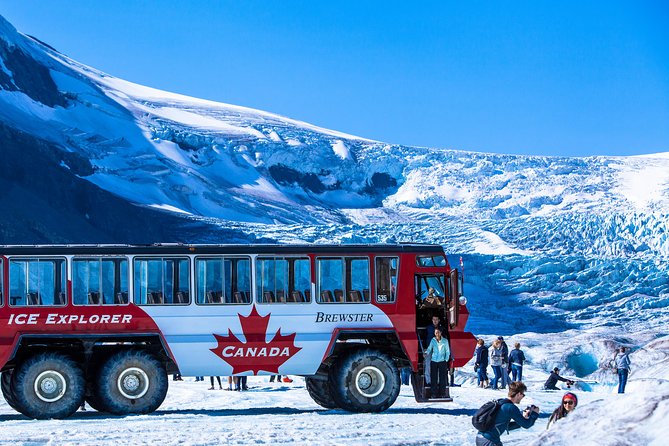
{"left": 210, "top": 305, "right": 302, "bottom": 375}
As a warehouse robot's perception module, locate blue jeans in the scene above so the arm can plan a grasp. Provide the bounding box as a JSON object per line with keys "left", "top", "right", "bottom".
{"left": 618, "top": 369, "right": 629, "bottom": 393}
{"left": 401, "top": 367, "right": 411, "bottom": 385}
{"left": 500, "top": 366, "right": 510, "bottom": 388}
{"left": 491, "top": 366, "right": 502, "bottom": 390}
{"left": 511, "top": 364, "right": 523, "bottom": 382}
{"left": 477, "top": 366, "right": 488, "bottom": 386}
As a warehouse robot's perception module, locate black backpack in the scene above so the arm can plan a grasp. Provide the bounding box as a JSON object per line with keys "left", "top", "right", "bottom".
{"left": 472, "top": 399, "right": 509, "bottom": 432}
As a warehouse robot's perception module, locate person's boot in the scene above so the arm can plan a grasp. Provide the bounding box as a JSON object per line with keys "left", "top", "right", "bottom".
{"left": 282, "top": 376, "right": 293, "bottom": 383}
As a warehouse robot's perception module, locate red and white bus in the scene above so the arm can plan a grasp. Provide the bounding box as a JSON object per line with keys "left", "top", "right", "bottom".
{"left": 0, "top": 243, "right": 476, "bottom": 419}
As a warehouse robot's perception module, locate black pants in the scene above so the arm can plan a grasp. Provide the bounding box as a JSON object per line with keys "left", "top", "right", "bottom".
{"left": 430, "top": 361, "right": 449, "bottom": 397}
{"left": 210, "top": 376, "right": 222, "bottom": 387}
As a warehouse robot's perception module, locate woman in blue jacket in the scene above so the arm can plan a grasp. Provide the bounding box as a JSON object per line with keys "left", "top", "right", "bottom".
{"left": 424, "top": 327, "right": 450, "bottom": 398}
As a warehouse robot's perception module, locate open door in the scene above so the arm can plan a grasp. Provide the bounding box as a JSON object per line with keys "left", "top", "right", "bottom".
{"left": 412, "top": 273, "right": 452, "bottom": 402}
{"left": 448, "top": 269, "right": 460, "bottom": 328}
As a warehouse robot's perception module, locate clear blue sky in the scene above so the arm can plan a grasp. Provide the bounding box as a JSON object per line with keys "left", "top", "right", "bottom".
{"left": 2, "top": 1, "right": 668, "bottom": 156}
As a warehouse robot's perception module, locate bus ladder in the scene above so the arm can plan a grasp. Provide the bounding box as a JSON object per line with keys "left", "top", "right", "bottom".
{"left": 411, "top": 329, "right": 452, "bottom": 403}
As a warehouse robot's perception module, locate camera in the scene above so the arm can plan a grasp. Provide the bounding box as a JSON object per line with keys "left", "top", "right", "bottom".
{"left": 524, "top": 405, "right": 537, "bottom": 412}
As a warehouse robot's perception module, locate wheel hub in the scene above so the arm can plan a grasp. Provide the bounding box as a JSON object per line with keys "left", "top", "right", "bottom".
{"left": 117, "top": 367, "right": 149, "bottom": 399}
{"left": 34, "top": 370, "right": 67, "bottom": 403}
{"left": 355, "top": 366, "right": 385, "bottom": 398}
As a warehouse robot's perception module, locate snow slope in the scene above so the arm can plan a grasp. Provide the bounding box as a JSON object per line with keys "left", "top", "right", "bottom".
{"left": 1, "top": 13, "right": 669, "bottom": 227}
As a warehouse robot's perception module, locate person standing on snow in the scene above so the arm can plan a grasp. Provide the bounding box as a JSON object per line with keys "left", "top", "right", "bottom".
{"left": 475, "top": 381, "right": 540, "bottom": 446}
{"left": 615, "top": 347, "right": 631, "bottom": 393}
{"left": 498, "top": 336, "right": 510, "bottom": 389}
{"left": 508, "top": 342, "right": 526, "bottom": 382}
{"left": 490, "top": 339, "right": 504, "bottom": 390}
{"left": 474, "top": 338, "right": 489, "bottom": 388}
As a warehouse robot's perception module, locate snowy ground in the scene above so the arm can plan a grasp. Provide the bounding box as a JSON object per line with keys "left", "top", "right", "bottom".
{"left": 1, "top": 331, "right": 667, "bottom": 446}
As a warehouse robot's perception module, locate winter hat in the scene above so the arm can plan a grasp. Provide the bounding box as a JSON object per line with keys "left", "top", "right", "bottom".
{"left": 553, "top": 367, "right": 560, "bottom": 373}
{"left": 497, "top": 336, "right": 504, "bottom": 341}
{"left": 562, "top": 392, "right": 578, "bottom": 406}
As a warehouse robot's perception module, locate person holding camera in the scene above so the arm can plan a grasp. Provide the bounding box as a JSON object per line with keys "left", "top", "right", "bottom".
{"left": 475, "top": 381, "right": 540, "bottom": 446}
{"left": 543, "top": 367, "right": 574, "bottom": 390}
{"left": 547, "top": 392, "right": 578, "bottom": 429}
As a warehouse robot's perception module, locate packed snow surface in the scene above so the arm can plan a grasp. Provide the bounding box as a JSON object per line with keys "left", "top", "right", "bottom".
{"left": 1, "top": 331, "right": 667, "bottom": 446}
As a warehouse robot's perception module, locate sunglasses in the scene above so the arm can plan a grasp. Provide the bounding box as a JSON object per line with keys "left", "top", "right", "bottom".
{"left": 563, "top": 400, "right": 575, "bottom": 406}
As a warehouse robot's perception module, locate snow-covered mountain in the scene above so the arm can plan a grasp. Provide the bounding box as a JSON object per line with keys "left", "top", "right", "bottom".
{"left": 1, "top": 14, "right": 668, "bottom": 332}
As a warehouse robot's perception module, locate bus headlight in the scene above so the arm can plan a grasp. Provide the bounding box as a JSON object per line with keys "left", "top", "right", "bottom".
{"left": 459, "top": 295, "right": 468, "bottom": 305}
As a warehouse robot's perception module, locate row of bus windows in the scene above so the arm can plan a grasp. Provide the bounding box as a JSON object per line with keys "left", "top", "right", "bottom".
{"left": 0, "top": 256, "right": 398, "bottom": 306}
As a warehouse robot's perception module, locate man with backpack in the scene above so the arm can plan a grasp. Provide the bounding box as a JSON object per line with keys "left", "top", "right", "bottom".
{"left": 472, "top": 381, "right": 540, "bottom": 445}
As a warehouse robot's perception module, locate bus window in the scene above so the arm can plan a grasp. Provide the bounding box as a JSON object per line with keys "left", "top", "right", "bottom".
{"left": 134, "top": 257, "right": 190, "bottom": 305}
{"left": 416, "top": 255, "right": 446, "bottom": 267}
{"left": 415, "top": 274, "right": 446, "bottom": 303}
{"left": 196, "top": 257, "right": 251, "bottom": 305}
{"left": 256, "top": 257, "right": 310, "bottom": 303}
{"left": 375, "top": 257, "right": 398, "bottom": 303}
{"left": 73, "top": 258, "right": 129, "bottom": 305}
{"left": 9, "top": 258, "right": 66, "bottom": 306}
{"left": 292, "top": 258, "right": 311, "bottom": 302}
{"left": 317, "top": 257, "right": 369, "bottom": 303}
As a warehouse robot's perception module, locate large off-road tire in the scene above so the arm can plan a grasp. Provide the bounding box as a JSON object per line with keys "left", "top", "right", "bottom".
{"left": 1, "top": 370, "right": 22, "bottom": 412}
{"left": 305, "top": 376, "right": 338, "bottom": 409}
{"left": 11, "top": 353, "right": 85, "bottom": 419}
{"left": 96, "top": 349, "right": 168, "bottom": 415}
{"left": 329, "top": 348, "right": 401, "bottom": 413}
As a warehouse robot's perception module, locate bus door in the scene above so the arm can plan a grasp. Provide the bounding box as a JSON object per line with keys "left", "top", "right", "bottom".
{"left": 414, "top": 274, "right": 447, "bottom": 343}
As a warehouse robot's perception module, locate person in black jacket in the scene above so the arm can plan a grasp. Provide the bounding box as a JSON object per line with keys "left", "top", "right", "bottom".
{"left": 508, "top": 342, "right": 526, "bottom": 382}
{"left": 498, "top": 336, "right": 510, "bottom": 389}
{"left": 543, "top": 367, "right": 574, "bottom": 390}
{"left": 474, "top": 338, "right": 489, "bottom": 388}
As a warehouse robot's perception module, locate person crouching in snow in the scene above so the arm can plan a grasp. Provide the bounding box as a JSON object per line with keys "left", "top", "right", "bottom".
{"left": 543, "top": 367, "right": 574, "bottom": 390}
{"left": 547, "top": 392, "right": 578, "bottom": 429}
{"left": 475, "top": 381, "right": 540, "bottom": 446}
